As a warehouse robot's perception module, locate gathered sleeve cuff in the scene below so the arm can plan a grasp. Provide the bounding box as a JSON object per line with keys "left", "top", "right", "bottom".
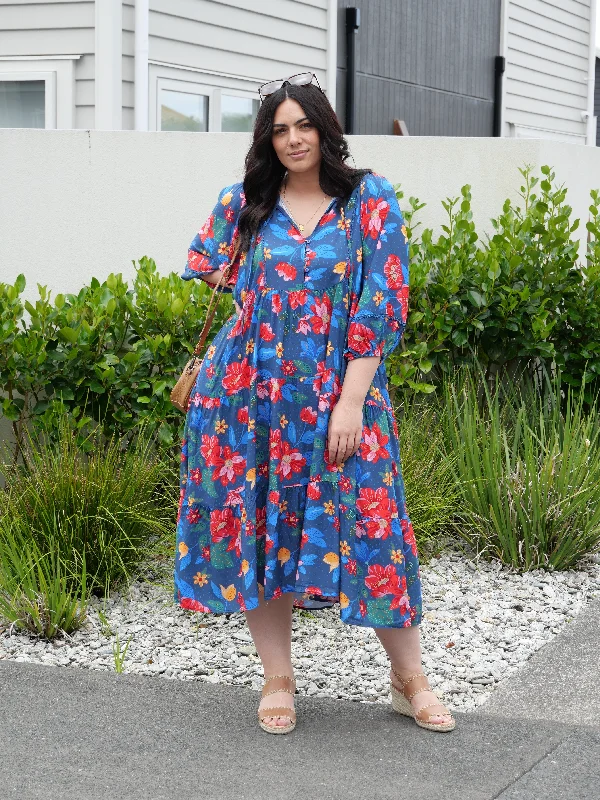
{"left": 181, "top": 182, "right": 245, "bottom": 295}
{"left": 343, "top": 174, "right": 409, "bottom": 362}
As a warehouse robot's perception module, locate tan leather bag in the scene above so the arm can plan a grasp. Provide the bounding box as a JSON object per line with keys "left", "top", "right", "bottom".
{"left": 170, "top": 240, "right": 240, "bottom": 413}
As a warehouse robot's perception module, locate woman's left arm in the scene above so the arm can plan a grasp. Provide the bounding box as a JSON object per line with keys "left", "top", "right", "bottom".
{"left": 327, "top": 175, "right": 409, "bottom": 466}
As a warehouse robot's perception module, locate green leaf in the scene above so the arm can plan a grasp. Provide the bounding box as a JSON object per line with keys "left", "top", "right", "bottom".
{"left": 58, "top": 327, "right": 78, "bottom": 344}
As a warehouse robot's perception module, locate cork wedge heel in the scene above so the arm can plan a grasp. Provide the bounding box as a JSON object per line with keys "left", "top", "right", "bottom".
{"left": 390, "top": 668, "right": 456, "bottom": 732}
{"left": 258, "top": 674, "right": 297, "bottom": 735}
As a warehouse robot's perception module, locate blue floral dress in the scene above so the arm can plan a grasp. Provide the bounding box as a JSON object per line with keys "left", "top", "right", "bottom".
{"left": 173, "top": 173, "right": 422, "bottom": 629}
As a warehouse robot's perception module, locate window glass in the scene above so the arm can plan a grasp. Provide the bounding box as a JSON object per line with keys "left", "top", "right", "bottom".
{"left": 160, "top": 89, "right": 208, "bottom": 131}
{"left": 0, "top": 81, "right": 45, "bottom": 128}
{"left": 221, "top": 95, "right": 259, "bottom": 132}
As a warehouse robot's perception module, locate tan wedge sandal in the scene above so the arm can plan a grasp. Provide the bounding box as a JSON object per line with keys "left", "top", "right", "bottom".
{"left": 390, "top": 667, "right": 456, "bottom": 732}
{"left": 258, "top": 674, "right": 297, "bottom": 735}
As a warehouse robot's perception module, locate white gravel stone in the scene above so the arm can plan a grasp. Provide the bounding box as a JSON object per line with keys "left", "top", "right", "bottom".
{"left": 1, "top": 548, "right": 599, "bottom": 714}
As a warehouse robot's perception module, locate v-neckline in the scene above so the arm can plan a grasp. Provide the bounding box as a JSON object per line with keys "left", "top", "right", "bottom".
{"left": 277, "top": 194, "right": 337, "bottom": 242}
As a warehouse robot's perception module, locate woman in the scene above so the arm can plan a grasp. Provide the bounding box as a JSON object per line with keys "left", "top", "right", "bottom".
{"left": 174, "top": 73, "right": 455, "bottom": 735}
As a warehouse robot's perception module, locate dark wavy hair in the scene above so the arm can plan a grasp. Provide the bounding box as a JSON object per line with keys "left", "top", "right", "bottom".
{"left": 237, "top": 82, "right": 371, "bottom": 253}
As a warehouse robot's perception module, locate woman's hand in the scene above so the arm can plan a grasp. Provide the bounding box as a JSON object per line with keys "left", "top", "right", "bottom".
{"left": 326, "top": 398, "right": 364, "bottom": 466}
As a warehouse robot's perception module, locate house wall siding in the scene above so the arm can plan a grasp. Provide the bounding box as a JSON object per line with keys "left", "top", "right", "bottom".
{"left": 0, "top": 0, "right": 96, "bottom": 128}
{"left": 336, "top": 0, "right": 502, "bottom": 136}
{"left": 503, "top": 0, "right": 592, "bottom": 141}
{"left": 147, "top": 0, "right": 329, "bottom": 84}
{"left": 595, "top": 56, "right": 600, "bottom": 146}
{"left": 122, "top": 0, "right": 134, "bottom": 130}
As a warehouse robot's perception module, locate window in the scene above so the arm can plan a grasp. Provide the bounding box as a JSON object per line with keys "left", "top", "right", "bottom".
{"left": 149, "top": 63, "right": 260, "bottom": 132}
{"left": 160, "top": 88, "right": 209, "bottom": 132}
{"left": 0, "top": 58, "right": 78, "bottom": 129}
{"left": 221, "top": 94, "right": 259, "bottom": 132}
{"left": 0, "top": 80, "right": 45, "bottom": 128}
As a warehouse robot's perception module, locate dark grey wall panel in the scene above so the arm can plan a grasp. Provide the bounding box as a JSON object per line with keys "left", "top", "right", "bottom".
{"left": 336, "top": 0, "right": 502, "bottom": 136}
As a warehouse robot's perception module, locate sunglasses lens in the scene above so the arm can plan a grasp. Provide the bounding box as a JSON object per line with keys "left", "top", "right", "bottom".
{"left": 287, "top": 72, "right": 314, "bottom": 87}
{"left": 260, "top": 80, "right": 283, "bottom": 97}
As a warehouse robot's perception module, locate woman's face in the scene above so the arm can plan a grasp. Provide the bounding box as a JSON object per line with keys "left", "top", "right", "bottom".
{"left": 271, "top": 98, "right": 321, "bottom": 175}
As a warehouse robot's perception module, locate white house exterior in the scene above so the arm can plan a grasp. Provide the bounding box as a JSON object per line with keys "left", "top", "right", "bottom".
{"left": 0, "top": 0, "right": 597, "bottom": 144}
{"left": 0, "top": 0, "right": 337, "bottom": 132}
{"left": 499, "top": 0, "right": 598, "bottom": 144}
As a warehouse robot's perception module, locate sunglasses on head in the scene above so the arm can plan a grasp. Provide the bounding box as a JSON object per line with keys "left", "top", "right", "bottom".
{"left": 258, "top": 72, "right": 323, "bottom": 101}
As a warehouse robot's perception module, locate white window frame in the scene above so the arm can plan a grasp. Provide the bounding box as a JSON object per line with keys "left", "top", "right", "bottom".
{"left": 0, "top": 57, "right": 78, "bottom": 129}
{"left": 148, "top": 61, "right": 261, "bottom": 132}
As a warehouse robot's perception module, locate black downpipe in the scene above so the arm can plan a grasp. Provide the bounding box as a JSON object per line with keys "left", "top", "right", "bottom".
{"left": 345, "top": 7, "right": 360, "bottom": 134}
{"left": 493, "top": 56, "right": 506, "bottom": 137}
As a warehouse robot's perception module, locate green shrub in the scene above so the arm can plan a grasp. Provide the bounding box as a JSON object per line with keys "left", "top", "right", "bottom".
{"left": 441, "top": 364, "right": 600, "bottom": 571}
{"left": 0, "top": 415, "right": 177, "bottom": 637}
{"left": 391, "top": 165, "right": 600, "bottom": 407}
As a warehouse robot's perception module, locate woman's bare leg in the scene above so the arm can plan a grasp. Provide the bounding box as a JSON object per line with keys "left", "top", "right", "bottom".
{"left": 374, "top": 625, "right": 453, "bottom": 724}
{"left": 244, "top": 584, "right": 295, "bottom": 727}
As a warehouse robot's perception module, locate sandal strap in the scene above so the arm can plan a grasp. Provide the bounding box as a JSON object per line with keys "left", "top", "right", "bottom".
{"left": 415, "top": 702, "right": 454, "bottom": 723}
{"left": 258, "top": 706, "right": 296, "bottom": 723}
{"left": 262, "top": 687, "right": 295, "bottom": 698}
{"left": 391, "top": 668, "right": 427, "bottom": 688}
{"left": 261, "top": 674, "right": 296, "bottom": 699}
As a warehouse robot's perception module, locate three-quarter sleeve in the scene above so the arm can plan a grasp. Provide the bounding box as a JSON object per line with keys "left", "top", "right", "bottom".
{"left": 181, "top": 182, "right": 245, "bottom": 294}
{"left": 343, "top": 175, "right": 409, "bottom": 362}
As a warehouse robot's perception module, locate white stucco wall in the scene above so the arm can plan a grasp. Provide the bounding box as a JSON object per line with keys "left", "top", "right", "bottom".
{"left": 1, "top": 131, "right": 600, "bottom": 305}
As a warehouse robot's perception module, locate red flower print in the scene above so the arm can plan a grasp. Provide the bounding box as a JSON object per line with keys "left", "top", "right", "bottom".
{"left": 257, "top": 379, "right": 270, "bottom": 399}
{"left": 360, "top": 197, "right": 389, "bottom": 239}
{"left": 222, "top": 357, "right": 256, "bottom": 395}
{"left": 401, "top": 518, "right": 418, "bottom": 556}
{"left": 187, "top": 250, "right": 211, "bottom": 273}
{"left": 281, "top": 360, "right": 297, "bottom": 376}
{"left": 269, "top": 429, "right": 282, "bottom": 460}
{"left": 363, "top": 518, "right": 393, "bottom": 539}
{"left": 272, "top": 587, "right": 283, "bottom": 600}
{"left": 299, "top": 405, "right": 317, "bottom": 425}
{"left": 300, "top": 531, "right": 309, "bottom": 548}
{"left": 383, "top": 253, "right": 405, "bottom": 290}
{"left": 180, "top": 597, "right": 211, "bottom": 613}
{"left": 320, "top": 208, "right": 336, "bottom": 226}
{"left": 256, "top": 505, "right": 267, "bottom": 538}
{"left": 189, "top": 467, "right": 202, "bottom": 485}
{"left": 275, "top": 441, "right": 307, "bottom": 480}
{"left": 339, "top": 475, "right": 352, "bottom": 494}
{"left": 268, "top": 490, "right": 280, "bottom": 505}
{"left": 360, "top": 421, "right": 390, "bottom": 463}
{"left": 344, "top": 559, "right": 357, "bottom": 576}
{"left": 305, "top": 586, "right": 323, "bottom": 596}
{"left": 210, "top": 507, "right": 241, "bottom": 543}
{"left": 309, "top": 294, "right": 332, "bottom": 335}
{"left": 237, "top": 405, "right": 249, "bottom": 424}
{"left": 398, "top": 284, "right": 409, "bottom": 322}
{"left": 347, "top": 322, "right": 376, "bottom": 356}
{"left": 307, "top": 480, "right": 321, "bottom": 500}
{"left": 390, "top": 592, "right": 411, "bottom": 614}
{"left": 211, "top": 445, "right": 246, "bottom": 485}
{"left": 270, "top": 377, "right": 285, "bottom": 402}
{"left": 225, "top": 486, "right": 244, "bottom": 507}
{"left": 199, "top": 213, "right": 215, "bottom": 242}
{"left": 284, "top": 511, "right": 300, "bottom": 527}
{"left": 365, "top": 563, "right": 400, "bottom": 597}
{"left": 200, "top": 434, "right": 221, "bottom": 467}
{"left": 357, "top": 487, "right": 397, "bottom": 518}
{"left": 259, "top": 322, "right": 276, "bottom": 341}
{"left": 288, "top": 288, "right": 308, "bottom": 309}
{"left": 236, "top": 591, "right": 247, "bottom": 611}
{"left": 296, "top": 316, "right": 311, "bottom": 335}
{"left": 186, "top": 507, "right": 201, "bottom": 524}
{"left": 359, "top": 598, "right": 367, "bottom": 617}
{"left": 275, "top": 261, "right": 297, "bottom": 281}
{"left": 272, "top": 293, "right": 282, "bottom": 314}
{"left": 287, "top": 226, "right": 304, "bottom": 242}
